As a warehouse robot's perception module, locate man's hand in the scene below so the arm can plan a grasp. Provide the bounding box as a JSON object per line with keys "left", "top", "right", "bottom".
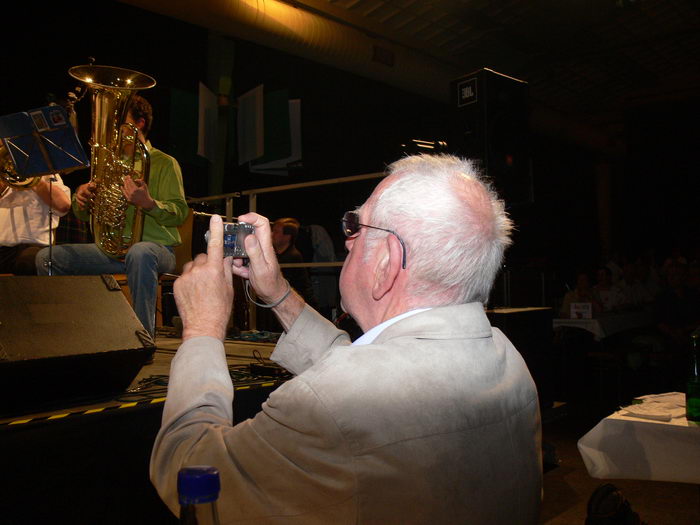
{"left": 232, "top": 213, "right": 288, "bottom": 304}
{"left": 122, "top": 175, "right": 155, "bottom": 210}
{"left": 74, "top": 182, "right": 97, "bottom": 210}
{"left": 174, "top": 214, "right": 234, "bottom": 341}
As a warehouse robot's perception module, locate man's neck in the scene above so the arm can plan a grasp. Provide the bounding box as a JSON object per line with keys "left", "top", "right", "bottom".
{"left": 353, "top": 307, "right": 431, "bottom": 346}
{"left": 359, "top": 284, "right": 414, "bottom": 332}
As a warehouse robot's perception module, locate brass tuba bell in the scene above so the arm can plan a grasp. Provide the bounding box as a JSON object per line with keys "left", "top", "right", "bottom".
{"left": 0, "top": 140, "right": 41, "bottom": 190}
{"left": 68, "top": 64, "right": 156, "bottom": 259}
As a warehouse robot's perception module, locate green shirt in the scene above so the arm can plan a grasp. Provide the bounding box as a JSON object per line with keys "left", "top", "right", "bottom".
{"left": 73, "top": 142, "right": 189, "bottom": 247}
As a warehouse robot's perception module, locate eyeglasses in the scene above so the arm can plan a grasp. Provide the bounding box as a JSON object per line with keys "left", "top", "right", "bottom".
{"left": 341, "top": 210, "right": 407, "bottom": 269}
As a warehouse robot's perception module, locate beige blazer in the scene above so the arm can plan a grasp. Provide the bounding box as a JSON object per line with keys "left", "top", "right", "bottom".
{"left": 151, "top": 302, "right": 542, "bottom": 524}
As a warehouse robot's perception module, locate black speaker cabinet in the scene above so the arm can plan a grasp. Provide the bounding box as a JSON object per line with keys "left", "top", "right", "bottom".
{"left": 0, "top": 275, "right": 154, "bottom": 416}
{"left": 449, "top": 68, "right": 532, "bottom": 205}
{"left": 487, "top": 307, "right": 554, "bottom": 408}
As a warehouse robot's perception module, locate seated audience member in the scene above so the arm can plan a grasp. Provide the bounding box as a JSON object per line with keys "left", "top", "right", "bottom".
{"left": 617, "top": 261, "right": 653, "bottom": 310}
{"left": 0, "top": 174, "right": 71, "bottom": 275}
{"left": 271, "top": 217, "right": 316, "bottom": 307}
{"left": 605, "top": 251, "right": 626, "bottom": 284}
{"left": 150, "top": 154, "right": 542, "bottom": 524}
{"left": 634, "top": 252, "right": 662, "bottom": 303}
{"left": 256, "top": 217, "right": 318, "bottom": 333}
{"left": 654, "top": 261, "right": 700, "bottom": 354}
{"left": 660, "top": 243, "right": 688, "bottom": 281}
{"left": 594, "top": 266, "right": 626, "bottom": 312}
{"left": 560, "top": 270, "right": 603, "bottom": 318}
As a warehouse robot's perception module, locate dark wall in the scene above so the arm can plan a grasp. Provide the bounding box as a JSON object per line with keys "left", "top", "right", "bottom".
{"left": 4, "top": 1, "right": 208, "bottom": 195}
{"left": 619, "top": 99, "right": 699, "bottom": 260}
{"left": 229, "top": 40, "right": 452, "bottom": 188}
{"left": 4, "top": 1, "right": 698, "bottom": 300}
{"left": 226, "top": 40, "right": 453, "bottom": 250}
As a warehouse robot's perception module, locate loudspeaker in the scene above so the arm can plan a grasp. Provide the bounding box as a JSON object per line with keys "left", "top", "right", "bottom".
{"left": 487, "top": 307, "right": 554, "bottom": 408}
{"left": 449, "top": 68, "right": 532, "bottom": 205}
{"left": 0, "top": 275, "right": 154, "bottom": 416}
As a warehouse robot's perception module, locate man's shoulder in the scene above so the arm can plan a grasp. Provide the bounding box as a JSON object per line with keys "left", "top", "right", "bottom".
{"left": 148, "top": 146, "right": 181, "bottom": 170}
{"left": 303, "top": 305, "right": 500, "bottom": 376}
{"left": 149, "top": 148, "right": 175, "bottom": 162}
{"left": 285, "top": 305, "right": 537, "bottom": 454}
{"left": 376, "top": 303, "right": 493, "bottom": 342}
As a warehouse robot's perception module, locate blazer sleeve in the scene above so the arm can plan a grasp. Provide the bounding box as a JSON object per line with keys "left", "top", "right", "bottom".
{"left": 149, "top": 336, "right": 357, "bottom": 523}
{"left": 271, "top": 304, "right": 352, "bottom": 375}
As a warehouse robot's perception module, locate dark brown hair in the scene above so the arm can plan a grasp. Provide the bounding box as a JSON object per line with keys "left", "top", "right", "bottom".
{"left": 128, "top": 94, "right": 153, "bottom": 138}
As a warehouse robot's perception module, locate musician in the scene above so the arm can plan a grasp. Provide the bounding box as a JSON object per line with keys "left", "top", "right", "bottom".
{"left": 0, "top": 174, "right": 71, "bottom": 274}
{"left": 36, "top": 95, "right": 189, "bottom": 338}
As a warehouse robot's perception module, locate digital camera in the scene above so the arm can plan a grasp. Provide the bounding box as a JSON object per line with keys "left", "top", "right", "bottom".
{"left": 204, "top": 221, "right": 254, "bottom": 258}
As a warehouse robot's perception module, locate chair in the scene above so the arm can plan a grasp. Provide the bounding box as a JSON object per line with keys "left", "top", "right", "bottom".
{"left": 585, "top": 483, "right": 647, "bottom": 524}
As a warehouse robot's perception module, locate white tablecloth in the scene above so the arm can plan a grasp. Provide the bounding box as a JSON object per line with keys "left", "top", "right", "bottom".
{"left": 577, "top": 393, "right": 700, "bottom": 484}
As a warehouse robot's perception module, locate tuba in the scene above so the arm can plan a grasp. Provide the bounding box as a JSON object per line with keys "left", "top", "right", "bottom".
{"left": 68, "top": 64, "right": 156, "bottom": 259}
{"left": 0, "top": 140, "right": 41, "bottom": 190}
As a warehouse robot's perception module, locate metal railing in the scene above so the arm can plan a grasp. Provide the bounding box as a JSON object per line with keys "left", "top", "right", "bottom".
{"left": 184, "top": 171, "right": 387, "bottom": 329}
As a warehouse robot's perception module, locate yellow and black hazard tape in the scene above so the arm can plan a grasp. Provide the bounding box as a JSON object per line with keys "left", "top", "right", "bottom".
{"left": 231, "top": 381, "right": 276, "bottom": 391}
{"left": 1, "top": 381, "right": 279, "bottom": 427}
{"left": 1, "top": 397, "right": 167, "bottom": 427}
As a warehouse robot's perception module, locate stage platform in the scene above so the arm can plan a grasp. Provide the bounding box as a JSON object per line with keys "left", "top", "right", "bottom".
{"left": 0, "top": 332, "right": 281, "bottom": 426}
{"left": 0, "top": 332, "right": 285, "bottom": 524}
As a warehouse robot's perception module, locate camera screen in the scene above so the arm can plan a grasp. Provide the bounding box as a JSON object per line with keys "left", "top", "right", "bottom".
{"left": 204, "top": 221, "right": 254, "bottom": 257}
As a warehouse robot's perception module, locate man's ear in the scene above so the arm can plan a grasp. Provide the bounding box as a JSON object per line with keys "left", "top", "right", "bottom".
{"left": 372, "top": 235, "right": 403, "bottom": 300}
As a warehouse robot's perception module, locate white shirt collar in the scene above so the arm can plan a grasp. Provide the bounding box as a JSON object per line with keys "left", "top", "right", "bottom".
{"left": 352, "top": 308, "right": 431, "bottom": 346}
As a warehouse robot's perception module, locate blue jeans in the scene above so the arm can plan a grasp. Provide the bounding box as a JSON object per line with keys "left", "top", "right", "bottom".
{"left": 36, "top": 242, "right": 176, "bottom": 338}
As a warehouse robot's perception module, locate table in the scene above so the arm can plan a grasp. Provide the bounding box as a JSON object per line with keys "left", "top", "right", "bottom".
{"left": 577, "top": 393, "right": 700, "bottom": 484}
{"left": 553, "top": 310, "right": 652, "bottom": 341}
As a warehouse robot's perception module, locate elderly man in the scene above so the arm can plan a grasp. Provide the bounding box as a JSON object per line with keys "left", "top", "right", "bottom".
{"left": 150, "top": 154, "right": 542, "bottom": 524}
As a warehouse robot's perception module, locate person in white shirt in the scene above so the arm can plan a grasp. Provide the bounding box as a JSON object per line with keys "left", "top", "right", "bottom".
{"left": 594, "top": 266, "right": 626, "bottom": 312}
{"left": 150, "top": 154, "right": 542, "bottom": 524}
{"left": 0, "top": 174, "right": 70, "bottom": 274}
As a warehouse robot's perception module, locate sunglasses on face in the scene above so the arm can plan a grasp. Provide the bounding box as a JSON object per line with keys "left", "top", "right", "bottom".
{"left": 341, "top": 210, "right": 407, "bottom": 269}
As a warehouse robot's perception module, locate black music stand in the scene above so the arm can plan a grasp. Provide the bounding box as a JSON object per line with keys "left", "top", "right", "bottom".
{"left": 0, "top": 105, "right": 89, "bottom": 274}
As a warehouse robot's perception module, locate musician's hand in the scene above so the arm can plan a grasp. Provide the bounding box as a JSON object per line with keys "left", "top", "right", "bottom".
{"left": 122, "top": 176, "right": 155, "bottom": 210}
{"left": 175, "top": 214, "right": 234, "bottom": 341}
{"left": 75, "top": 182, "right": 97, "bottom": 210}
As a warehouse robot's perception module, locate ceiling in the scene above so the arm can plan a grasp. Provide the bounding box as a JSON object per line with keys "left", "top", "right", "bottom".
{"left": 123, "top": 0, "right": 700, "bottom": 149}
{"left": 289, "top": 0, "right": 700, "bottom": 120}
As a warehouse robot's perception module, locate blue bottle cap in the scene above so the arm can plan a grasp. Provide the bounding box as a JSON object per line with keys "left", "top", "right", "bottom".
{"left": 178, "top": 466, "right": 221, "bottom": 504}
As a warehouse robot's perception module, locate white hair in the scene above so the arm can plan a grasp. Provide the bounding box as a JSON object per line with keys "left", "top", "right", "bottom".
{"left": 364, "top": 153, "right": 513, "bottom": 306}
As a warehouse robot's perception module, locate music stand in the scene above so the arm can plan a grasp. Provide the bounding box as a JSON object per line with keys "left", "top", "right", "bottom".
{"left": 0, "top": 105, "right": 89, "bottom": 274}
